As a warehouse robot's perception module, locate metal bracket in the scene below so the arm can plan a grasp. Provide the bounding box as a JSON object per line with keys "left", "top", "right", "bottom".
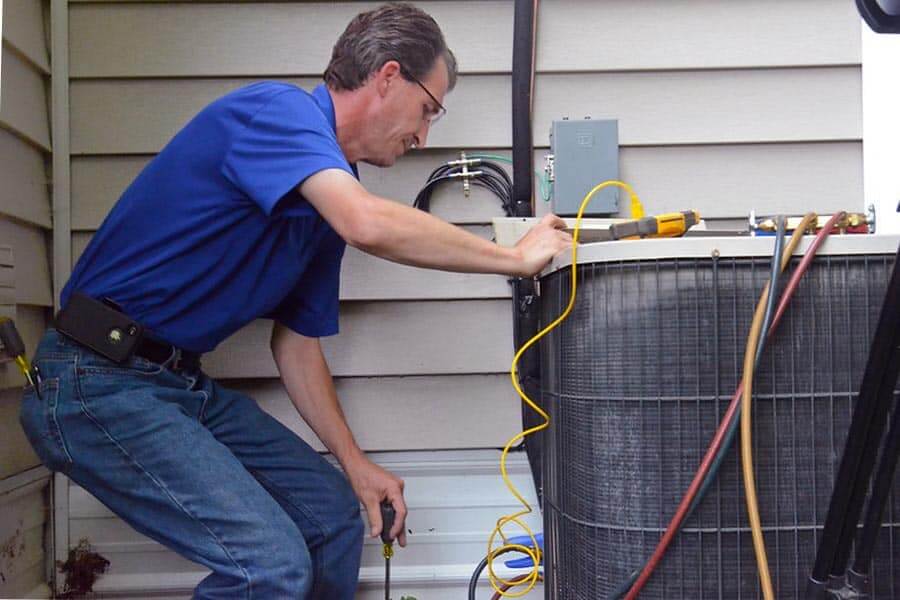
{"left": 544, "top": 153, "right": 555, "bottom": 184}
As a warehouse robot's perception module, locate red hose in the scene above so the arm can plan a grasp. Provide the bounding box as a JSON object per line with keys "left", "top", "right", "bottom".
{"left": 491, "top": 574, "right": 538, "bottom": 600}
{"left": 623, "top": 213, "right": 845, "bottom": 599}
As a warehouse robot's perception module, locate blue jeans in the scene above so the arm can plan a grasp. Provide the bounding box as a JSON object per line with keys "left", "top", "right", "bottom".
{"left": 19, "top": 329, "right": 364, "bottom": 599}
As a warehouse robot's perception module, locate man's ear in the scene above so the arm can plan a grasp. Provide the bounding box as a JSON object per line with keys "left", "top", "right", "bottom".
{"left": 374, "top": 60, "right": 402, "bottom": 97}
{"left": 379, "top": 60, "right": 402, "bottom": 80}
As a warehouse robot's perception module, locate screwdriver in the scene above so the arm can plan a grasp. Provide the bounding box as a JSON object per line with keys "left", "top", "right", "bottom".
{"left": 380, "top": 502, "right": 396, "bottom": 600}
{"left": 565, "top": 210, "right": 701, "bottom": 243}
{"left": 0, "top": 317, "right": 40, "bottom": 395}
{"left": 606, "top": 209, "right": 701, "bottom": 240}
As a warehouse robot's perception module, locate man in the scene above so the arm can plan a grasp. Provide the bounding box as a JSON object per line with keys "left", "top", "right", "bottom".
{"left": 20, "top": 3, "right": 570, "bottom": 598}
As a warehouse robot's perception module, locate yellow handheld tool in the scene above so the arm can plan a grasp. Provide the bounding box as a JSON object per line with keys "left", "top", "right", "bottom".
{"left": 607, "top": 209, "right": 701, "bottom": 241}
{"left": 380, "top": 502, "right": 395, "bottom": 600}
{"left": 0, "top": 317, "right": 41, "bottom": 396}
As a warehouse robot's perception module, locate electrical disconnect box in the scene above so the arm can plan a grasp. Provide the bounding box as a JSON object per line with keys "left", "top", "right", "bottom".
{"left": 549, "top": 119, "right": 619, "bottom": 216}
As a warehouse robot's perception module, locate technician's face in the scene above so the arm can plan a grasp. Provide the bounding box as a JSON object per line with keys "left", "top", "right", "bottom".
{"left": 371, "top": 58, "right": 449, "bottom": 167}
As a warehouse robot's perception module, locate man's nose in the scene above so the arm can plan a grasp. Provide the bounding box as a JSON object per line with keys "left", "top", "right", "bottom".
{"left": 415, "top": 121, "right": 431, "bottom": 149}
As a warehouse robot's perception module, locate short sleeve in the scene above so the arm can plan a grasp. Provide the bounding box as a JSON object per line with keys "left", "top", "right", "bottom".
{"left": 221, "top": 88, "right": 354, "bottom": 215}
{"left": 269, "top": 230, "right": 346, "bottom": 337}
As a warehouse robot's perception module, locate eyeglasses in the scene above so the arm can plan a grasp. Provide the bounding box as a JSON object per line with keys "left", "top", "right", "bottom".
{"left": 399, "top": 65, "right": 447, "bottom": 124}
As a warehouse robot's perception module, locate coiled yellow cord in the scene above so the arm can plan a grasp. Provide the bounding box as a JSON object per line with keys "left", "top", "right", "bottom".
{"left": 488, "top": 180, "right": 643, "bottom": 597}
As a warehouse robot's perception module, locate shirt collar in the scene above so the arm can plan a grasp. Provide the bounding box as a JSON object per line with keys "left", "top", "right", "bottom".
{"left": 312, "top": 84, "right": 338, "bottom": 133}
{"left": 312, "top": 83, "right": 358, "bottom": 179}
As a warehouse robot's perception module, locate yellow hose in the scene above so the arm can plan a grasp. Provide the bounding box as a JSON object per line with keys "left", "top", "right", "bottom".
{"left": 488, "top": 181, "right": 644, "bottom": 597}
{"left": 740, "top": 213, "right": 817, "bottom": 600}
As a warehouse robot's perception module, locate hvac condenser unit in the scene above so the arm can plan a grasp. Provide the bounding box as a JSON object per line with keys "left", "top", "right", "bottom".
{"left": 537, "top": 234, "right": 900, "bottom": 599}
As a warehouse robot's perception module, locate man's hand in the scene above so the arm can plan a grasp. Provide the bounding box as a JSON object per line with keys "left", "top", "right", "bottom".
{"left": 513, "top": 213, "right": 573, "bottom": 277}
{"left": 344, "top": 454, "right": 408, "bottom": 547}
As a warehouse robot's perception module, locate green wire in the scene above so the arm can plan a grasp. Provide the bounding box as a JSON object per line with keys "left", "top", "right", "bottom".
{"left": 467, "top": 153, "right": 552, "bottom": 202}
{"left": 467, "top": 153, "right": 513, "bottom": 163}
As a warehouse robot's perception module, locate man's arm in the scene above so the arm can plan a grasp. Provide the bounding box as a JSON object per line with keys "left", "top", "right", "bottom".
{"left": 271, "top": 323, "right": 408, "bottom": 546}
{"left": 300, "top": 168, "right": 571, "bottom": 276}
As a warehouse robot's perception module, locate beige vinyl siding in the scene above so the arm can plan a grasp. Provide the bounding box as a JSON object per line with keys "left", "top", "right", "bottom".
{"left": 0, "top": 250, "right": 18, "bottom": 394}
{"left": 68, "top": 1, "right": 859, "bottom": 76}
{"left": 234, "top": 375, "right": 521, "bottom": 452}
{"left": 207, "top": 300, "right": 514, "bottom": 377}
{"left": 69, "top": 69, "right": 861, "bottom": 153}
{"left": 0, "top": 249, "right": 12, "bottom": 299}
{"left": 0, "top": 0, "right": 53, "bottom": 468}
{"left": 3, "top": 0, "right": 50, "bottom": 74}
{"left": 71, "top": 144, "right": 864, "bottom": 231}
{"left": 61, "top": 1, "right": 863, "bottom": 597}
{"left": 72, "top": 227, "right": 511, "bottom": 300}
{"left": 0, "top": 130, "right": 51, "bottom": 228}
{"left": 0, "top": 2, "right": 54, "bottom": 597}
{"left": 1, "top": 46, "right": 51, "bottom": 151}
{"left": 0, "top": 386, "right": 42, "bottom": 480}
{"left": 0, "top": 219, "right": 53, "bottom": 307}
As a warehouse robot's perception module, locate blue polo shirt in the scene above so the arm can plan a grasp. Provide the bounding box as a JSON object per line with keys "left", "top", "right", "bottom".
{"left": 62, "top": 82, "right": 357, "bottom": 353}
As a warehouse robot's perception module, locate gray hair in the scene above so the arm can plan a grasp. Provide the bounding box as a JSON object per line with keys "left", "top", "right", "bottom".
{"left": 324, "top": 3, "right": 457, "bottom": 92}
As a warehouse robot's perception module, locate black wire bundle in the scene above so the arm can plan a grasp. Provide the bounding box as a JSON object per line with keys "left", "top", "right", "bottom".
{"left": 468, "top": 547, "right": 520, "bottom": 600}
{"left": 413, "top": 159, "right": 515, "bottom": 217}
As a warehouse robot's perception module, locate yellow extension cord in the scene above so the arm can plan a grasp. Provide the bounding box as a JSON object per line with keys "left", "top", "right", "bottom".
{"left": 487, "top": 180, "right": 643, "bottom": 597}
{"left": 739, "top": 213, "right": 817, "bottom": 600}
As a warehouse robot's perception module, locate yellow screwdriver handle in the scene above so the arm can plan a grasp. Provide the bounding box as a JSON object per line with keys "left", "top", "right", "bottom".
{"left": 655, "top": 210, "right": 701, "bottom": 237}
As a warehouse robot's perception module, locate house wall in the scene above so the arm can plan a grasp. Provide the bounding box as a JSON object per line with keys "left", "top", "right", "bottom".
{"left": 0, "top": 1, "right": 53, "bottom": 597}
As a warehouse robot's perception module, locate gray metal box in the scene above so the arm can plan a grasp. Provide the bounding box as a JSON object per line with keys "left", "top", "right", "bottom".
{"left": 549, "top": 119, "right": 618, "bottom": 216}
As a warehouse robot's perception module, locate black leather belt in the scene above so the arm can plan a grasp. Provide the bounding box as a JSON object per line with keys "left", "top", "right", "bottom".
{"left": 134, "top": 335, "right": 201, "bottom": 371}
{"left": 56, "top": 291, "right": 200, "bottom": 370}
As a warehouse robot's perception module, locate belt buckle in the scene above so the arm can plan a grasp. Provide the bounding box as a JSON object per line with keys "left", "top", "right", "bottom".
{"left": 170, "top": 348, "right": 185, "bottom": 371}
{"left": 170, "top": 348, "right": 199, "bottom": 372}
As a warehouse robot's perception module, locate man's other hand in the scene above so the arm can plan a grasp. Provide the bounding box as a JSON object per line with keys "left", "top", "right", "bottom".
{"left": 513, "top": 213, "right": 573, "bottom": 277}
{"left": 345, "top": 455, "right": 408, "bottom": 547}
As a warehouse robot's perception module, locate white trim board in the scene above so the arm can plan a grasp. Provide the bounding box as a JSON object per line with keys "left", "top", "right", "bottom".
{"left": 546, "top": 233, "right": 900, "bottom": 273}
{"left": 862, "top": 23, "right": 900, "bottom": 234}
